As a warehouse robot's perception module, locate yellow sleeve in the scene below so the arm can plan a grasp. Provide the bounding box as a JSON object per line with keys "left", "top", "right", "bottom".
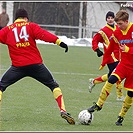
{"left": 124, "top": 45, "right": 129, "bottom": 52}
{"left": 55, "top": 39, "right": 62, "bottom": 46}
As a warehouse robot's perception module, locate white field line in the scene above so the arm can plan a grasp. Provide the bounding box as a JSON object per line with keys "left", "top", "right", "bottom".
{"left": 52, "top": 71, "right": 100, "bottom": 76}
{"left": 0, "top": 68, "right": 100, "bottom": 77}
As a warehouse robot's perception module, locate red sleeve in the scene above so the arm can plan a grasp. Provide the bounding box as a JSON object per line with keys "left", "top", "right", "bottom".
{"left": 30, "top": 22, "right": 58, "bottom": 44}
{"left": 128, "top": 47, "right": 133, "bottom": 54}
{"left": 101, "top": 38, "right": 117, "bottom": 66}
{"left": 92, "top": 32, "right": 104, "bottom": 51}
{"left": 0, "top": 27, "right": 8, "bottom": 44}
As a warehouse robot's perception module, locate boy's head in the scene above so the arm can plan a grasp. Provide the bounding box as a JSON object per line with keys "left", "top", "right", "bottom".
{"left": 106, "top": 11, "right": 115, "bottom": 25}
{"left": 114, "top": 10, "right": 129, "bottom": 22}
{"left": 15, "top": 8, "right": 29, "bottom": 20}
{"left": 114, "top": 10, "right": 129, "bottom": 31}
{"left": 106, "top": 11, "right": 115, "bottom": 21}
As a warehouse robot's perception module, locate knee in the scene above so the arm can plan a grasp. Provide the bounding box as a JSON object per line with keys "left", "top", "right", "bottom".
{"left": 48, "top": 82, "right": 59, "bottom": 91}
{"left": 127, "top": 91, "right": 133, "bottom": 97}
{"left": 0, "top": 82, "right": 6, "bottom": 92}
{"left": 108, "top": 75, "right": 118, "bottom": 84}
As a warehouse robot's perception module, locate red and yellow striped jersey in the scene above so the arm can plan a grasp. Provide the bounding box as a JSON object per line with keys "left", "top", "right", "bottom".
{"left": 102, "top": 22, "right": 133, "bottom": 70}
{"left": 92, "top": 24, "right": 119, "bottom": 64}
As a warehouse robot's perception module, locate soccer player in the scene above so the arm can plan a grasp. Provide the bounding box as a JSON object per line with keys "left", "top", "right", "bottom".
{"left": 88, "top": 9, "right": 133, "bottom": 126}
{"left": 89, "top": 11, "right": 124, "bottom": 101}
{"left": 0, "top": 8, "right": 75, "bottom": 125}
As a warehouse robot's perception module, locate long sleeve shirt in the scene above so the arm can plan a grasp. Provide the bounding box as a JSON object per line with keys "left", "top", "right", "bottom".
{"left": 0, "top": 19, "right": 59, "bottom": 66}
{"left": 92, "top": 24, "right": 119, "bottom": 64}
{"left": 102, "top": 22, "right": 133, "bottom": 70}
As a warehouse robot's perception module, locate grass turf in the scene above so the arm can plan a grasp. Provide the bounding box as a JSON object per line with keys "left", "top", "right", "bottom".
{"left": 0, "top": 44, "right": 132, "bottom": 131}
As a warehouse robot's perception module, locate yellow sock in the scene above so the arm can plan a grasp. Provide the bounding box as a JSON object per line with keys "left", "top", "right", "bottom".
{"left": 119, "top": 94, "right": 132, "bottom": 117}
{"left": 0, "top": 91, "right": 2, "bottom": 101}
{"left": 94, "top": 74, "right": 108, "bottom": 84}
{"left": 97, "top": 81, "right": 113, "bottom": 108}
{"left": 101, "top": 74, "right": 108, "bottom": 82}
{"left": 116, "top": 82, "right": 123, "bottom": 98}
{"left": 53, "top": 87, "right": 66, "bottom": 112}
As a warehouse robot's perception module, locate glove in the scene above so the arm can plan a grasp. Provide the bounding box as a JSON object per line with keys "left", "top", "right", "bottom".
{"left": 99, "top": 65, "right": 104, "bottom": 70}
{"left": 60, "top": 42, "right": 68, "bottom": 52}
{"left": 95, "top": 48, "right": 103, "bottom": 57}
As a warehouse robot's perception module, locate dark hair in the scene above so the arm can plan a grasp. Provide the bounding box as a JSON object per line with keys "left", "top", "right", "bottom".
{"left": 15, "top": 8, "right": 29, "bottom": 19}
{"left": 106, "top": 11, "right": 115, "bottom": 20}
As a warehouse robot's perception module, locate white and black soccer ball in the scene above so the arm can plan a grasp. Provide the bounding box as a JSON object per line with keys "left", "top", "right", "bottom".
{"left": 78, "top": 109, "right": 94, "bottom": 125}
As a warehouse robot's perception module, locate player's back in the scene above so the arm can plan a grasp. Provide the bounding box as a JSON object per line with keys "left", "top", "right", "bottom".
{"left": 0, "top": 19, "right": 43, "bottom": 66}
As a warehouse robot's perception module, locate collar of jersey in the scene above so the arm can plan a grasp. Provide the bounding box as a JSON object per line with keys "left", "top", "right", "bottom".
{"left": 14, "top": 19, "right": 27, "bottom": 23}
{"left": 106, "top": 23, "right": 116, "bottom": 31}
{"left": 121, "top": 22, "right": 133, "bottom": 35}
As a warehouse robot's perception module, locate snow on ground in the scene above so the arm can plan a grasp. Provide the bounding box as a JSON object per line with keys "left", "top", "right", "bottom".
{"left": 36, "top": 36, "right": 103, "bottom": 48}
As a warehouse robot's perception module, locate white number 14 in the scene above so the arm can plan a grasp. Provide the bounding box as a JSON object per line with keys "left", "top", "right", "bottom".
{"left": 12, "top": 26, "right": 29, "bottom": 42}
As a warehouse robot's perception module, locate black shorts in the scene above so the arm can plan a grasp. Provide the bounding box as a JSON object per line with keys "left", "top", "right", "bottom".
{"left": 0, "top": 64, "right": 59, "bottom": 92}
{"left": 107, "top": 61, "right": 119, "bottom": 77}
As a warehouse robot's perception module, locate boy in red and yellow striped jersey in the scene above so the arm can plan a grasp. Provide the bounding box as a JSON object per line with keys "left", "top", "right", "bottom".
{"left": 88, "top": 10, "right": 133, "bottom": 126}
{"left": 89, "top": 11, "right": 124, "bottom": 101}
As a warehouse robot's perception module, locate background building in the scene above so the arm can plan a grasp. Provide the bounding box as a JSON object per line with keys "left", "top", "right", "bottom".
{"left": 1, "top": 1, "right": 133, "bottom": 38}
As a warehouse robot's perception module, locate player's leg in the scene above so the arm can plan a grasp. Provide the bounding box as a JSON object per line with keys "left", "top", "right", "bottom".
{"left": 115, "top": 82, "right": 125, "bottom": 101}
{"left": 107, "top": 62, "right": 124, "bottom": 101}
{"left": 115, "top": 91, "right": 133, "bottom": 126}
{"left": 88, "top": 75, "right": 118, "bottom": 112}
{"left": 0, "top": 66, "right": 26, "bottom": 101}
{"left": 89, "top": 61, "right": 119, "bottom": 93}
{"left": 115, "top": 71, "right": 133, "bottom": 126}
{"left": 29, "top": 64, "right": 66, "bottom": 112}
{"left": 30, "top": 64, "right": 75, "bottom": 124}
{"left": 89, "top": 74, "right": 108, "bottom": 93}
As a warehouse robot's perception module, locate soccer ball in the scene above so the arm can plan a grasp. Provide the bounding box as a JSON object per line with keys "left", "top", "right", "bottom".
{"left": 78, "top": 109, "right": 94, "bottom": 125}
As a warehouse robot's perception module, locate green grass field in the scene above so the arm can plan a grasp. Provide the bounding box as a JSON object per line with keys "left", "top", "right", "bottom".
{"left": 0, "top": 44, "right": 132, "bottom": 132}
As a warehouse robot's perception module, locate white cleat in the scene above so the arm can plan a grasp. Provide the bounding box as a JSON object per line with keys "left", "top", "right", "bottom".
{"left": 116, "top": 96, "right": 125, "bottom": 101}
{"left": 89, "top": 78, "right": 95, "bottom": 93}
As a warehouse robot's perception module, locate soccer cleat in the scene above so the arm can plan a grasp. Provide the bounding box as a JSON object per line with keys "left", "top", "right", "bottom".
{"left": 87, "top": 102, "right": 102, "bottom": 113}
{"left": 116, "top": 96, "right": 125, "bottom": 101}
{"left": 115, "top": 116, "right": 124, "bottom": 126}
{"left": 61, "top": 111, "right": 75, "bottom": 125}
{"left": 89, "top": 78, "right": 95, "bottom": 93}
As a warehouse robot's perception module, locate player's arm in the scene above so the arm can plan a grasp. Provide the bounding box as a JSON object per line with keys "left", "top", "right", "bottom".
{"left": 55, "top": 39, "right": 68, "bottom": 52}
{"left": 32, "top": 23, "right": 68, "bottom": 52}
{"left": 92, "top": 32, "right": 104, "bottom": 57}
{"left": 101, "top": 37, "right": 116, "bottom": 67}
{"left": 0, "top": 27, "right": 8, "bottom": 44}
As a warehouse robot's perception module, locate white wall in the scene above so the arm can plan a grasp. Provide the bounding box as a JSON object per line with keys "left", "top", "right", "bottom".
{"left": 0, "top": 2, "right": 2, "bottom": 13}
{"left": 6, "top": 1, "right": 14, "bottom": 25}
{"left": 3, "top": 1, "right": 133, "bottom": 38}
{"left": 86, "top": 2, "right": 133, "bottom": 38}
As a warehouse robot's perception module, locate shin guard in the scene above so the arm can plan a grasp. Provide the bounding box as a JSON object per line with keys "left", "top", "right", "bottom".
{"left": 119, "top": 94, "right": 132, "bottom": 117}
{"left": 53, "top": 87, "right": 66, "bottom": 112}
{"left": 97, "top": 81, "right": 113, "bottom": 108}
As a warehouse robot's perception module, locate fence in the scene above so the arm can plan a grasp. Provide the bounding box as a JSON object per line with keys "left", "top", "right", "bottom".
{"left": 39, "top": 24, "right": 99, "bottom": 39}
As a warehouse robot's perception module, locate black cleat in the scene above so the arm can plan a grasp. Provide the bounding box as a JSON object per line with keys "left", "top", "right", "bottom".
{"left": 61, "top": 112, "right": 75, "bottom": 125}
{"left": 115, "top": 116, "right": 124, "bottom": 126}
{"left": 87, "top": 102, "right": 102, "bottom": 113}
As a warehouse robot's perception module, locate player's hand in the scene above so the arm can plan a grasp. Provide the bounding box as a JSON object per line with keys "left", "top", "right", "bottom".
{"left": 95, "top": 48, "right": 103, "bottom": 57}
{"left": 119, "top": 44, "right": 129, "bottom": 52}
{"left": 60, "top": 42, "right": 68, "bottom": 52}
{"left": 99, "top": 65, "right": 104, "bottom": 70}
